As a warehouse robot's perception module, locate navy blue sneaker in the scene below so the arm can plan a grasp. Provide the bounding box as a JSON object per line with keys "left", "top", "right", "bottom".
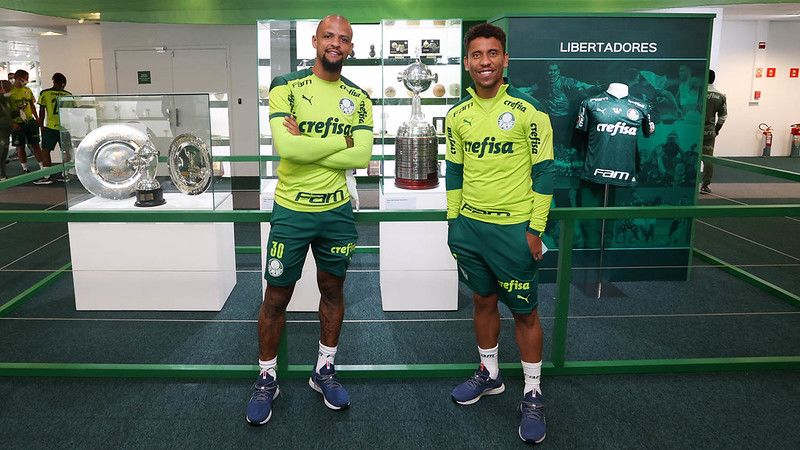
{"left": 451, "top": 365, "right": 505, "bottom": 405}
{"left": 246, "top": 371, "right": 279, "bottom": 425}
{"left": 518, "top": 390, "right": 546, "bottom": 444}
{"left": 309, "top": 364, "right": 350, "bottom": 410}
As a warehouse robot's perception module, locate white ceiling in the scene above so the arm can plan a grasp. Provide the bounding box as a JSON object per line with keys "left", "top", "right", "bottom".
{"left": 716, "top": 2, "right": 800, "bottom": 20}
{"left": 0, "top": 3, "right": 799, "bottom": 60}
{"left": 0, "top": 9, "right": 70, "bottom": 60}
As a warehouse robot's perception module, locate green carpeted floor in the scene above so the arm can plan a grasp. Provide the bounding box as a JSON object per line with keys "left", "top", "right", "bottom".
{"left": 1, "top": 158, "right": 799, "bottom": 447}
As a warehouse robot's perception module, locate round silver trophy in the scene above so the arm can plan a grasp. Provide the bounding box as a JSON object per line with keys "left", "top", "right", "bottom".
{"left": 128, "top": 139, "right": 165, "bottom": 207}
{"left": 168, "top": 133, "right": 212, "bottom": 195}
{"left": 75, "top": 124, "right": 147, "bottom": 200}
{"left": 395, "top": 57, "right": 439, "bottom": 189}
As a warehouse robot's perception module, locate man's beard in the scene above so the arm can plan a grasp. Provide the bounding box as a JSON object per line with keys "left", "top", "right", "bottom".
{"left": 321, "top": 54, "right": 344, "bottom": 72}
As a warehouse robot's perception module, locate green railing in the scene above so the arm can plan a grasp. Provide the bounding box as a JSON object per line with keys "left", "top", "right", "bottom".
{"left": 1, "top": 156, "right": 798, "bottom": 379}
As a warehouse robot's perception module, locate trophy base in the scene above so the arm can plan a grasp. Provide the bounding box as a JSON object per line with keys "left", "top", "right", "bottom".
{"left": 395, "top": 175, "right": 439, "bottom": 190}
{"left": 134, "top": 188, "right": 166, "bottom": 207}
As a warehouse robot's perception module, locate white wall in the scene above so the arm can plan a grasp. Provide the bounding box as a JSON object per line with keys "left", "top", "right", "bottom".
{"left": 715, "top": 19, "right": 800, "bottom": 156}
{"left": 37, "top": 24, "right": 103, "bottom": 95}
{"left": 99, "top": 23, "right": 259, "bottom": 176}
{"left": 647, "top": 7, "right": 724, "bottom": 69}
{"left": 39, "top": 23, "right": 259, "bottom": 176}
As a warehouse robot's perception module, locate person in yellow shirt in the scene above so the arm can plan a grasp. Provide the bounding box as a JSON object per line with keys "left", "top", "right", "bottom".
{"left": 446, "top": 23, "right": 554, "bottom": 444}
{"left": 9, "top": 69, "right": 43, "bottom": 177}
{"left": 0, "top": 80, "right": 12, "bottom": 180}
{"left": 246, "top": 15, "right": 373, "bottom": 426}
{"left": 37, "top": 73, "right": 72, "bottom": 183}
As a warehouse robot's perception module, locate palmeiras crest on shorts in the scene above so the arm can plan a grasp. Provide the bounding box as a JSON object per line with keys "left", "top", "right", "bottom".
{"left": 498, "top": 112, "right": 515, "bottom": 131}
{"left": 339, "top": 98, "right": 355, "bottom": 115}
{"left": 267, "top": 258, "right": 284, "bottom": 277}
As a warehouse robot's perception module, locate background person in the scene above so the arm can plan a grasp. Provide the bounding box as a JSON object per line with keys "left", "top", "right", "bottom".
{"left": 38, "top": 72, "right": 72, "bottom": 183}
{"left": 9, "top": 69, "right": 42, "bottom": 177}
{"left": 701, "top": 69, "right": 727, "bottom": 194}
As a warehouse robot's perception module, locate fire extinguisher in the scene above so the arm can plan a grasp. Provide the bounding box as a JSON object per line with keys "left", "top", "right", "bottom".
{"left": 759, "top": 123, "right": 773, "bottom": 157}
{"left": 790, "top": 123, "right": 800, "bottom": 157}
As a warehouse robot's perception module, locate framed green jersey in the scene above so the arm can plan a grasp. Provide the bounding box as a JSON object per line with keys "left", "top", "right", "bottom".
{"left": 576, "top": 93, "right": 654, "bottom": 186}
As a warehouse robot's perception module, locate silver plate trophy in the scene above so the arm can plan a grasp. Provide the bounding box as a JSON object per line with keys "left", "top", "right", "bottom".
{"left": 395, "top": 56, "right": 439, "bottom": 189}
{"left": 168, "top": 133, "right": 212, "bottom": 195}
{"left": 128, "top": 135, "right": 165, "bottom": 207}
{"left": 75, "top": 124, "right": 147, "bottom": 200}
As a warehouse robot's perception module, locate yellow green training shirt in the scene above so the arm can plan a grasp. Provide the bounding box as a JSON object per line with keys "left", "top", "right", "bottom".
{"left": 445, "top": 84, "right": 555, "bottom": 235}
{"left": 268, "top": 68, "right": 373, "bottom": 212}
{"left": 9, "top": 86, "right": 35, "bottom": 124}
{"left": 38, "top": 88, "right": 72, "bottom": 130}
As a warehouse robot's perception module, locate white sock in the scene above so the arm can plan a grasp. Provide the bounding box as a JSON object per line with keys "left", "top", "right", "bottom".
{"left": 316, "top": 341, "right": 337, "bottom": 372}
{"left": 258, "top": 357, "right": 277, "bottom": 380}
{"left": 478, "top": 345, "right": 499, "bottom": 379}
{"left": 522, "top": 360, "right": 542, "bottom": 395}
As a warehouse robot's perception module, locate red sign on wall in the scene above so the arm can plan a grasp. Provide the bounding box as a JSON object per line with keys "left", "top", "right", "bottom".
{"left": 766, "top": 67, "right": 776, "bottom": 78}
{"left": 758, "top": 41, "right": 766, "bottom": 49}
{"left": 755, "top": 67, "right": 763, "bottom": 78}
{"left": 753, "top": 90, "right": 762, "bottom": 101}
{"left": 791, "top": 68, "right": 799, "bottom": 78}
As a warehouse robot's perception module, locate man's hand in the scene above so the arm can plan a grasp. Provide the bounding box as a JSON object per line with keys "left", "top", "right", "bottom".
{"left": 283, "top": 115, "right": 300, "bottom": 136}
{"left": 526, "top": 231, "right": 544, "bottom": 261}
{"left": 345, "top": 135, "right": 354, "bottom": 148}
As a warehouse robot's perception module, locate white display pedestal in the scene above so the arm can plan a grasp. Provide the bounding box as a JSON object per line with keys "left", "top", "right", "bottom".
{"left": 379, "top": 182, "right": 458, "bottom": 311}
{"left": 68, "top": 192, "right": 237, "bottom": 311}
{"left": 260, "top": 180, "right": 319, "bottom": 312}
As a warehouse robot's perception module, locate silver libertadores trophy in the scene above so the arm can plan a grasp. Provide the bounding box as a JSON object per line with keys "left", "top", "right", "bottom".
{"left": 395, "top": 57, "right": 439, "bottom": 189}
{"left": 128, "top": 141, "right": 166, "bottom": 207}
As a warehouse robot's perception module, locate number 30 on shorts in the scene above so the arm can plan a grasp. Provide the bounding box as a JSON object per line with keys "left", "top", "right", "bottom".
{"left": 269, "top": 241, "right": 285, "bottom": 259}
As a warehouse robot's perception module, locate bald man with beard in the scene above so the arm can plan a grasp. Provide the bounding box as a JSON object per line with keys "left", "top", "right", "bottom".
{"left": 246, "top": 15, "right": 373, "bottom": 425}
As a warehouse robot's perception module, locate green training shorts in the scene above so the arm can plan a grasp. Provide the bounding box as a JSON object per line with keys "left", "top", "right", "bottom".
{"left": 264, "top": 201, "right": 358, "bottom": 286}
{"left": 447, "top": 215, "right": 540, "bottom": 314}
{"left": 41, "top": 127, "right": 63, "bottom": 151}
{"left": 11, "top": 119, "right": 39, "bottom": 147}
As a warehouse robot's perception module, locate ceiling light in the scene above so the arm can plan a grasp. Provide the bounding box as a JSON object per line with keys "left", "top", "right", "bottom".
{"left": 40, "top": 31, "right": 63, "bottom": 36}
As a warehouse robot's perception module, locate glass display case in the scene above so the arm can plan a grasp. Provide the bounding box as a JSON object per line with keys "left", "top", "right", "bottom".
{"left": 256, "top": 19, "right": 462, "bottom": 184}
{"left": 256, "top": 19, "right": 462, "bottom": 312}
{"left": 57, "top": 93, "right": 236, "bottom": 311}
{"left": 58, "top": 93, "right": 230, "bottom": 211}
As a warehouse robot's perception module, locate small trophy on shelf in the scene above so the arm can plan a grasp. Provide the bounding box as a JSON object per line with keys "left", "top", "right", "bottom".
{"left": 128, "top": 142, "right": 166, "bottom": 207}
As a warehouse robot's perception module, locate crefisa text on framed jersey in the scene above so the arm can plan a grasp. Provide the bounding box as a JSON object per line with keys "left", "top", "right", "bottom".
{"left": 492, "top": 15, "right": 712, "bottom": 283}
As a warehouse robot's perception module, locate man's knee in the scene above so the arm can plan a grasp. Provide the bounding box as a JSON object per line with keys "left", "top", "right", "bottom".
{"left": 262, "top": 284, "right": 293, "bottom": 314}
{"left": 317, "top": 271, "right": 344, "bottom": 303}
{"left": 473, "top": 293, "right": 499, "bottom": 312}
{"left": 513, "top": 309, "right": 540, "bottom": 326}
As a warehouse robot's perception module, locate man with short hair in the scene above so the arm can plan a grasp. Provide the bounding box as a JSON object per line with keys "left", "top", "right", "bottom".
{"left": 0, "top": 80, "right": 12, "bottom": 180}
{"left": 446, "top": 22, "right": 555, "bottom": 444}
{"left": 246, "top": 15, "right": 373, "bottom": 426}
{"left": 8, "top": 69, "right": 42, "bottom": 177}
{"left": 38, "top": 72, "right": 72, "bottom": 183}
{"left": 701, "top": 69, "right": 727, "bottom": 194}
